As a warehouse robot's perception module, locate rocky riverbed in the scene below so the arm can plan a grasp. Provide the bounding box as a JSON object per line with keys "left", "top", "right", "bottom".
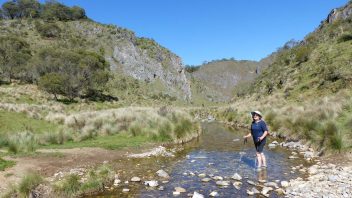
{"left": 11, "top": 122, "right": 351, "bottom": 198}
{"left": 286, "top": 162, "right": 352, "bottom": 198}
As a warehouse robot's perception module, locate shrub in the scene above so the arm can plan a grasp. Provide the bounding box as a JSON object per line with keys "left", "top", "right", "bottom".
{"left": 8, "top": 132, "right": 37, "bottom": 154}
{"left": 0, "top": 158, "right": 16, "bottom": 171}
{"left": 54, "top": 174, "right": 81, "bottom": 196}
{"left": 337, "top": 34, "right": 352, "bottom": 43}
{"left": 35, "top": 22, "right": 61, "bottom": 38}
{"left": 18, "top": 172, "right": 43, "bottom": 196}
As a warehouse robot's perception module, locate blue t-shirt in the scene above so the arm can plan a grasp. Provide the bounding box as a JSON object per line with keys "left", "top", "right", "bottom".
{"left": 251, "top": 120, "right": 268, "bottom": 143}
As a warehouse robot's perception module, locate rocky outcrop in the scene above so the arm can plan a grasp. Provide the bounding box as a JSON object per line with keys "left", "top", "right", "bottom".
{"left": 112, "top": 41, "right": 191, "bottom": 101}
{"left": 326, "top": 2, "right": 352, "bottom": 23}
{"left": 72, "top": 21, "right": 192, "bottom": 101}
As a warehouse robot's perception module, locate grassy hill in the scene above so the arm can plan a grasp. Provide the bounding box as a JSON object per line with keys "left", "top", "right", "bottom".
{"left": 187, "top": 56, "right": 274, "bottom": 102}
{"left": 0, "top": 0, "right": 193, "bottom": 104}
{"left": 222, "top": 1, "right": 352, "bottom": 153}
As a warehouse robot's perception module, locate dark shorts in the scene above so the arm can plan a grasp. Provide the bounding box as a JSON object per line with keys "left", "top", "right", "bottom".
{"left": 254, "top": 138, "right": 266, "bottom": 153}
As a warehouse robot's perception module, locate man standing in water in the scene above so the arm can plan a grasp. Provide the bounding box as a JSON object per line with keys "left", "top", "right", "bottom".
{"left": 243, "top": 111, "right": 268, "bottom": 171}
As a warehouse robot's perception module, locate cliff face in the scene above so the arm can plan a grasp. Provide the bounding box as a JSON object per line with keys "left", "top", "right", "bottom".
{"left": 111, "top": 40, "right": 191, "bottom": 101}
{"left": 70, "top": 21, "right": 192, "bottom": 101}
{"left": 326, "top": 2, "right": 352, "bottom": 23}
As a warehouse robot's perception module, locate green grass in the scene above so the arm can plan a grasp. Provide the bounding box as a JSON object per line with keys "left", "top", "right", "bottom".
{"left": 0, "top": 158, "right": 16, "bottom": 171}
{"left": 0, "top": 110, "right": 59, "bottom": 135}
{"left": 18, "top": 172, "right": 44, "bottom": 196}
{"left": 42, "top": 133, "right": 154, "bottom": 150}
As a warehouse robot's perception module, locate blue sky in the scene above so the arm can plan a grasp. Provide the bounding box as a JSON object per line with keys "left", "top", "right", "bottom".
{"left": 1, "top": 0, "right": 348, "bottom": 65}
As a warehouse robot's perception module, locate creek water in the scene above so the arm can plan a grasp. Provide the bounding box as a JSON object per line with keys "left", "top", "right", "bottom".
{"left": 96, "top": 122, "right": 309, "bottom": 197}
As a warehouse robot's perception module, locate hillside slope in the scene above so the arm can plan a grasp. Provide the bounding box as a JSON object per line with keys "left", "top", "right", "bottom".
{"left": 0, "top": 18, "right": 191, "bottom": 101}
{"left": 222, "top": 2, "right": 352, "bottom": 153}
{"left": 187, "top": 56, "right": 274, "bottom": 102}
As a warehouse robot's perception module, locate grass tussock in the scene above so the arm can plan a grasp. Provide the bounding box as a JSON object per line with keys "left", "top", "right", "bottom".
{"left": 7, "top": 132, "right": 37, "bottom": 154}
{"left": 3, "top": 172, "right": 44, "bottom": 198}
{"left": 53, "top": 164, "right": 115, "bottom": 197}
{"left": 45, "top": 107, "right": 201, "bottom": 144}
{"left": 0, "top": 158, "right": 16, "bottom": 171}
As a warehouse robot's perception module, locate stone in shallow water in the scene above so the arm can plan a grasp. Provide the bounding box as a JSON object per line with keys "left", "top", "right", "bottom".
{"left": 174, "top": 187, "right": 186, "bottom": 193}
{"left": 251, "top": 187, "right": 260, "bottom": 194}
{"left": 264, "top": 182, "right": 278, "bottom": 188}
{"left": 113, "top": 179, "right": 121, "bottom": 186}
{"left": 158, "top": 186, "right": 164, "bottom": 191}
{"left": 198, "top": 173, "right": 206, "bottom": 178}
{"left": 216, "top": 181, "right": 230, "bottom": 186}
{"left": 233, "top": 181, "right": 242, "bottom": 190}
{"left": 268, "top": 143, "right": 276, "bottom": 148}
{"left": 122, "top": 188, "right": 129, "bottom": 193}
{"left": 144, "top": 180, "right": 159, "bottom": 187}
{"left": 275, "top": 188, "right": 286, "bottom": 195}
{"left": 281, "top": 181, "right": 289, "bottom": 188}
{"left": 156, "top": 169, "right": 170, "bottom": 178}
{"left": 192, "top": 191, "right": 204, "bottom": 198}
{"left": 247, "top": 180, "right": 256, "bottom": 185}
{"left": 231, "top": 173, "right": 242, "bottom": 180}
{"left": 173, "top": 191, "right": 180, "bottom": 196}
{"left": 209, "top": 191, "right": 219, "bottom": 197}
{"left": 201, "top": 178, "right": 211, "bottom": 182}
{"left": 131, "top": 177, "right": 141, "bottom": 182}
{"left": 262, "top": 186, "right": 273, "bottom": 195}
{"left": 246, "top": 189, "right": 254, "bottom": 195}
{"left": 213, "top": 176, "right": 223, "bottom": 180}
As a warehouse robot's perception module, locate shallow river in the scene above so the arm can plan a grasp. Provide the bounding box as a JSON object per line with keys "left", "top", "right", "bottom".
{"left": 96, "top": 122, "right": 308, "bottom": 197}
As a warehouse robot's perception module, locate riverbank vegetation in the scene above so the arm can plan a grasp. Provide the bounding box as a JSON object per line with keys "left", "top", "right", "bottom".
{"left": 3, "top": 164, "right": 115, "bottom": 198}
{"left": 0, "top": 98, "right": 200, "bottom": 153}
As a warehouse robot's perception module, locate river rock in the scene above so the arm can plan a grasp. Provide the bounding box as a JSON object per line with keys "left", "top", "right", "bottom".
{"left": 158, "top": 186, "right": 164, "bottom": 191}
{"left": 131, "top": 177, "right": 141, "bottom": 182}
{"left": 216, "top": 181, "right": 230, "bottom": 186}
{"left": 264, "top": 182, "right": 278, "bottom": 188}
{"left": 174, "top": 187, "right": 186, "bottom": 193}
{"left": 144, "top": 180, "right": 159, "bottom": 187}
{"left": 213, "top": 176, "right": 223, "bottom": 180}
{"left": 173, "top": 191, "right": 180, "bottom": 196}
{"left": 275, "top": 188, "right": 286, "bottom": 195}
{"left": 113, "top": 178, "right": 121, "bottom": 186}
{"left": 246, "top": 189, "right": 254, "bottom": 195}
{"left": 122, "top": 188, "right": 130, "bottom": 193}
{"left": 271, "top": 140, "right": 279, "bottom": 145}
{"left": 304, "top": 151, "right": 314, "bottom": 159}
{"left": 198, "top": 173, "right": 206, "bottom": 177}
{"left": 251, "top": 187, "right": 260, "bottom": 194}
{"left": 328, "top": 175, "right": 338, "bottom": 182}
{"left": 262, "top": 186, "right": 273, "bottom": 195}
{"left": 201, "top": 178, "right": 211, "bottom": 182}
{"left": 247, "top": 180, "right": 256, "bottom": 186}
{"left": 233, "top": 181, "right": 242, "bottom": 190}
{"left": 192, "top": 191, "right": 204, "bottom": 198}
{"left": 281, "top": 181, "right": 289, "bottom": 188}
{"left": 231, "top": 173, "right": 242, "bottom": 180}
{"left": 209, "top": 191, "right": 219, "bottom": 197}
{"left": 268, "top": 143, "right": 276, "bottom": 148}
{"left": 156, "top": 169, "right": 170, "bottom": 178}
{"left": 233, "top": 138, "right": 240, "bottom": 142}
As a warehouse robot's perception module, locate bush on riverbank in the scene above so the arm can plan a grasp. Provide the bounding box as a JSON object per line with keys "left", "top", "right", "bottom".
{"left": 3, "top": 172, "right": 44, "bottom": 198}
{"left": 3, "top": 164, "right": 115, "bottom": 198}
{"left": 53, "top": 164, "right": 115, "bottom": 197}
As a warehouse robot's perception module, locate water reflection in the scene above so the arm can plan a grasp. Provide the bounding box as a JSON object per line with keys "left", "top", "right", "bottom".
{"left": 96, "top": 122, "right": 308, "bottom": 197}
